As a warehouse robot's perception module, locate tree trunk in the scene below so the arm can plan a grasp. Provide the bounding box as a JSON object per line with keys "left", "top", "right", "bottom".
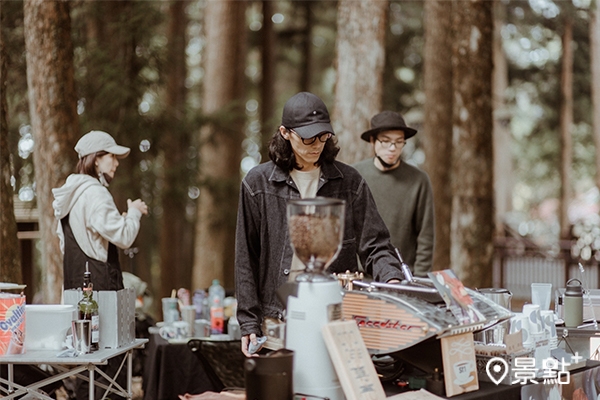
{"left": 451, "top": 0, "right": 494, "bottom": 288}
{"left": 422, "top": 0, "right": 453, "bottom": 271}
{"left": 0, "top": 14, "right": 22, "bottom": 283}
{"left": 159, "top": 1, "right": 192, "bottom": 299}
{"left": 299, "top": 1, "right": 313, "bottom": 92}
{"left": 559, "top": 18, "right": 573, "bottom": 240}
{"left": 591, "top": 2, "right": 600, "bottom": 196}
{"left": 193, "top": 1, "right": 247, "bottom": 291}
{"left": 260, "top": 0, "right": 276, "bottom": 159}
{"left": 332, "top": 0, "right": 388, "bottom": 165}
{"left": 24, "top": 0, "right": 79, "bottom": 303}
{"left": 79, "top": 1, "right": 153, "bottom": 289}
{"left": 492, "top": 0, "right": 512, "bottom": 237}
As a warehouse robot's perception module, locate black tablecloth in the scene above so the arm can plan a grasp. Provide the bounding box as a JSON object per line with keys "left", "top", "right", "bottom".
{"left": 142, "top": 333, "right": 219, "bottom": 400}
{"left": 383, "top": 377, "right": 520, "bottom": 399}
{"left": 142, "top": 331, "right": 600, "bottom": 400}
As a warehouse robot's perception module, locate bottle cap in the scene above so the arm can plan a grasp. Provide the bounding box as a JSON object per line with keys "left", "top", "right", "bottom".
{"left": 565, "top": 278, "right": 583, "bottom": 296}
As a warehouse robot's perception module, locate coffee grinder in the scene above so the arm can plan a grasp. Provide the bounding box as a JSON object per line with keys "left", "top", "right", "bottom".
{"left": 279, "top": 197, "right": 345, "bottom": 400}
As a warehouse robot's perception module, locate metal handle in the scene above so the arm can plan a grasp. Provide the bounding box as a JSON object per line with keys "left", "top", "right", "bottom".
{"left": 394, "top": 248, "right": 414, "bottom": 283}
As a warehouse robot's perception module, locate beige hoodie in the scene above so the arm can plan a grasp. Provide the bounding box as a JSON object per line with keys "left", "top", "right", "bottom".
{"left": 52, "top": 174, "right": 142, "bottom": 262}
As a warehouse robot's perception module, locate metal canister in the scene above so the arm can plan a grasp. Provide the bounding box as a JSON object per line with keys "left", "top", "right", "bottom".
{"left": 474, "top": 288, "right": 512, "bottom": 344}
{"left": 245, "top": 349, "right": 294, "bottom": 400}
{"left": 564, "top": 279, "right": 583, "bottom": 327}
{"left": 477, "top": 288, "right": 513, "bottom": 309}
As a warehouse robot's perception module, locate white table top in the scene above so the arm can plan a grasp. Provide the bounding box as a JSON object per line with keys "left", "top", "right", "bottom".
{"left": 0, "top": 338, "right": 148, "bottom": 365}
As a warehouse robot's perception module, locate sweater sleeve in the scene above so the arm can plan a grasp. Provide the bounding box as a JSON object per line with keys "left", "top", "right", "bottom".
{"left": 87, "top": 189, "right": 142, "bottom": 249}
{"left": 354, "top": 178, "right": 404, "bottom": 283}
{"left": 412, "top": 174, "right": 435, "bottom": 277}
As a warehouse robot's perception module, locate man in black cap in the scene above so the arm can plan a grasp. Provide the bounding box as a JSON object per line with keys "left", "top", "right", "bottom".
{"left": 353, "top": 111, "right": 435, "bottom": 277}
{"left": 235, "top": 93, "right": 404, "bottom": 356}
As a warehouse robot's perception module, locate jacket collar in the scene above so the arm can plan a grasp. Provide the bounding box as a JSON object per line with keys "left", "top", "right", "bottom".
{"left": 268, "top": 161, "right": 344, "bottom": 183}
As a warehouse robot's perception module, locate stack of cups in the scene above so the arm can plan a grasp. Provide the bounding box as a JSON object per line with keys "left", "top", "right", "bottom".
{"left": 523, "top": 304, "right": 544, "bottom": 333}
{"left": 530, "top": 282, "right": 556, "bottom": 347}
{"left": 510, "top": 312, "right": 532, "bottom": 349}
{"left": 540, "top": 310, "right": 558, "bottom": 349}
{"left": 523, "top": 303, "right": 545, "bottom": 351}
{"left": 181, "top": 305, "right": 196, "bottom": 338}
{"left": 162, "top": 297, "right": 180, "bottom": 325}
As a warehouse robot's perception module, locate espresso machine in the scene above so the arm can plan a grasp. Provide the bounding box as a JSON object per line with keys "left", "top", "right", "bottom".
{"left": 279, "top": 197, "right": 345, "bottom": 400}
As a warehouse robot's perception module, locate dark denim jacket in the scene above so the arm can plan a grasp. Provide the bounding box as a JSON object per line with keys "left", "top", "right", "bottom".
{"left": 234, "top": 160, "right": 403, "bottom": 336}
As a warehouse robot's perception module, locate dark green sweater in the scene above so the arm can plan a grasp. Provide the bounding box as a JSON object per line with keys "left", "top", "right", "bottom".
{"left": 353, "top": 159, "right": 435, "bottom": 276}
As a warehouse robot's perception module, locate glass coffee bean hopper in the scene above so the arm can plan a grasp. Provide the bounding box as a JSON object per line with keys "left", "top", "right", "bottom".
{"left": 286, "top": 197, "right": 345, "bottom": 282}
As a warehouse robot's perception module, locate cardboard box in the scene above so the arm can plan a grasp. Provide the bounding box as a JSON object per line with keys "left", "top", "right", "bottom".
{"left": 0, "top": 293, "right": 26, "bottom": 356}
{"left": 63, "top": 288, "right": 135, "bottom": 349}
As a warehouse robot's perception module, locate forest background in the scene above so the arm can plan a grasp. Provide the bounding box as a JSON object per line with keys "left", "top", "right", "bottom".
{"left": 1, "top": 0, "right": 599, "bottom": 319}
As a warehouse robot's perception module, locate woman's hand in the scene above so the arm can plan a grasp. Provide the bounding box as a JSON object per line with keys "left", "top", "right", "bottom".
{"left": 241, "top": 333, "right": 261, "bottom": 357}
{"left": 128, "top": 198, "right": 148, "bottom": 215}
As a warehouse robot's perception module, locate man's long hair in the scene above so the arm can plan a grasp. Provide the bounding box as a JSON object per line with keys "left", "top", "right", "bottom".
{"left": 268, "top": 129, "right": 340, "bottom": 171}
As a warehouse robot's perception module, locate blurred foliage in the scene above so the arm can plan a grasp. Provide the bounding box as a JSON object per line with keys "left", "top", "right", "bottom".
{"left": 3, "top": 0, "right": 599, "bottom": 292}
{"left": 506, "top": 0, "right": 595, "bottom": 214}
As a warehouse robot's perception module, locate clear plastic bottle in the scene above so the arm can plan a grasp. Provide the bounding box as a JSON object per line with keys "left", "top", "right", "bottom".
{"left": 210, "top": 296, "right": 224, "bottom": 334}
{"left": 208, "top": 279, "right": 225, "bottom": 307}
{"left": 192, "top": 289, "right": 206, "bottom": 320}
{"left": 227, "top": 302, "right": 241, "bottom": 340}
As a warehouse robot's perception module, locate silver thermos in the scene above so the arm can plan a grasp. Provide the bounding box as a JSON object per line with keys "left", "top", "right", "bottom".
{"left": 564, "top": 278, "right": 584, "bottom": 327}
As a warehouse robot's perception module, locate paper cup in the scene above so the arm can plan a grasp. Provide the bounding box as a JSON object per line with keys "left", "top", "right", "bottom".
{"left": 540, "top": 310, "right": 558, "bottom": 349}
{"left": 531, "top": 283, "right": 552, "bottom": 311}
{"left": 161, "top": 297, "right": 180, "bottom": 325}
{"left": 510, "top": 312, "right": 532, "bottom": 347}
{"left": 181, "top": 305, "right": 196, "bottom": 338}
{"left": 523, "top": 304, "right": 543, "bottom": 334}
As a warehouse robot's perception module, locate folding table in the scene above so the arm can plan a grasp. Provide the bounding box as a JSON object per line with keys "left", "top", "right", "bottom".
{"left": 0, "top": 338, "right": 148, "bottom": 400}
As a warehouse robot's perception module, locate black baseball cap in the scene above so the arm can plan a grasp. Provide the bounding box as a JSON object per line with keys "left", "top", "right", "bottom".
{"left": 281, "top": 92, "right": 335, "bottom": 139}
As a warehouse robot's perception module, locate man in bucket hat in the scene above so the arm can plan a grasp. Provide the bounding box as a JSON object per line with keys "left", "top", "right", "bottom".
{"left": 353, "top": 111, "right": 435, "bottom": 277}
{"left": 235, "top": 93, "right": 404, "bottom": 356}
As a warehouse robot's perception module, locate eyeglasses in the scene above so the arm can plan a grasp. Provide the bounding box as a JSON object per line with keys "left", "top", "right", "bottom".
{"left": 291, "top": 130, "right": 332, "bottom": 145}
{"left": 376, "top": 138, "right": 406, "bottom": 149}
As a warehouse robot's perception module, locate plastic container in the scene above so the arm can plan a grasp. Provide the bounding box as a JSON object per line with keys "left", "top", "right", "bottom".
{"left": 210, "top": 297, "right": 224, "bottom": 334}
{"left": 193, "top": 289, "right": 207, "bottom": 319}
{"left": 208, "top": 279, "right": 225, "bottom": 307}
{"left": 24, "top": 304, "right": 76, "bottom": 351}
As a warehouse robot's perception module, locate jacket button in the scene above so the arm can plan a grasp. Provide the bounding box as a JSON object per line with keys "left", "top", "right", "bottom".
{"left": 283, "top": 269, "right": 290, "bottom": 275}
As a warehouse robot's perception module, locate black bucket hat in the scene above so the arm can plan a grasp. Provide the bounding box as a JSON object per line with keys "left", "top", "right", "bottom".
{"left": 281, "top": 92, "right": 335, "bottom": 139}
{"left": 360, "top": 111, "right": 417, "bottom": 142}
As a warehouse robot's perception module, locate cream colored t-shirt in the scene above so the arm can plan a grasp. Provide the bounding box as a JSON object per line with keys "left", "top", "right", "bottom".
{"left": 289, "top": 167, "right": 321, "bottom": 280}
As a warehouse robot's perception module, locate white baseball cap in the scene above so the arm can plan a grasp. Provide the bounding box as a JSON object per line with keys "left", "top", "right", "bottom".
{"left": 74, "top": 130, "right": 130, "bottom": 159}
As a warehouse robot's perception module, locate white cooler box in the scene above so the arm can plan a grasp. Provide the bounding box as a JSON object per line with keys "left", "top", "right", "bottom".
{"left": 63, "top": 288, "right": 135, "bottom": 349}
{"left": 25, "top": 304, "right": 76, "bottom": 351}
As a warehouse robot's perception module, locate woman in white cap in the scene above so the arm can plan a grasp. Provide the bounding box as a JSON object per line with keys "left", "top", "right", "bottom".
{"left": 52, "top": 130, "right": 148, "bottom": 291}
{"left": 52, "top": 130, "right": 147, "bottom": 398}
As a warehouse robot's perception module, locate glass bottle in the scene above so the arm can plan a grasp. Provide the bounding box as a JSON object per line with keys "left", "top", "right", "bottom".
{"left": 78, "top": 265, "right": 99, "bottom": 351}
